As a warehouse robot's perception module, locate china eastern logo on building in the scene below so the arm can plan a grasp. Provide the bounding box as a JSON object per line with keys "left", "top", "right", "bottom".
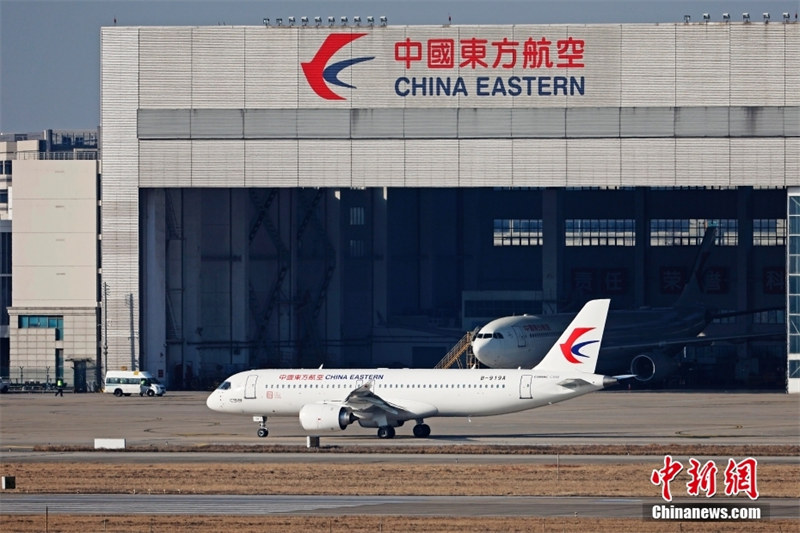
{"left": 302, "top": 32, "right": 587, "bottom": 100}
{"left": 393, "top": 34, "right": 587, "bottom": 97}
{"left": 301, "top": 33, "right": 374, "bottom": 100}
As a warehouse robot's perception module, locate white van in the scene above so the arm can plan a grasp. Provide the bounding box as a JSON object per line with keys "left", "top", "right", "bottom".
{"left": 104, "top": 371, "right": 166, "bottom": 397}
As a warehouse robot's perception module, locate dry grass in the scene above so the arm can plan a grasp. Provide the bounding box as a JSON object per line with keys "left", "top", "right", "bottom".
{"left": 2, "top": 461, "right": 798, "bottom": 497}
{"left": 3, "top": 459, "right": 797, "bottom": 532}
{"left": 3, "top": 515, "right": 798, "bottom": 533}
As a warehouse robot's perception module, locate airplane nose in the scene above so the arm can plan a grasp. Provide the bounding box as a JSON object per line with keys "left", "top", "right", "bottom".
{"left": 472, "top": 338, "right": 498, "bottom": 366}
{"left": 206, "top": 391, "right": 221, "bottom": 411}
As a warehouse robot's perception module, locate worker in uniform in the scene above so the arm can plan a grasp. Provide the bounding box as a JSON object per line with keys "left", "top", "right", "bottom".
{"left": 55, "top": 378, "right": 64, "bottom": 397}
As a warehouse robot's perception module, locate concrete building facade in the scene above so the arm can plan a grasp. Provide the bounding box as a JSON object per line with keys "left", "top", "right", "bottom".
{"left": 1, "top": 133, "right": 100, "bottom": 389}
{"left": 93, "top": 21, "right": 796, "bottom": 390}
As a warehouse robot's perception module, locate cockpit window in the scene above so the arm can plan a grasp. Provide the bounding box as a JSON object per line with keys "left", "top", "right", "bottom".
{"left": 217, "top": 381, "right": 231, "bottom": 390}
{"left": 493, "top": 332, "right": 504, "bottom": 339}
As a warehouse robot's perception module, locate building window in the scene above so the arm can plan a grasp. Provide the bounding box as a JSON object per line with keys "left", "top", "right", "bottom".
{"left": 788, "top": 196, "right": 800, "bottom": 361}
{"left": 789, "top": 359, "right": 800, "bottom": 379}
{"left": 0, "top": 190, "right": 7, "bottom": 204}
{"left": 565, "top": 219, "right": 635, "bottom": 246}
{"left": 349, "top": 239, "right": 365, "bottom": 258}
{"left": 711, "top": 310, "right": 737, "bottom": 325}
{"left": 349, "top": 207, "right": 365, "bottom": 226}
{"left": 753, "top": 219, "right": 786, "bottom": 246}
{"left": 0, "top": 233, "right": 10, "bottom": 274}
{"left": 650, "top": 219, "right": 737, "bottom": 246}
{"left": 493, "top": 219, "right": 542, "bottom": 246}
{"left": 464, "top": 299, "right": 540, "bottom": 317}
{"left": 0, "top": 277, "right": 9, "bottom": 325}
{"left": 18, "top": 315, "right": 64, "bottom": 340}
{"left": 753, "top": 309, "right": 785, "bottom": 325}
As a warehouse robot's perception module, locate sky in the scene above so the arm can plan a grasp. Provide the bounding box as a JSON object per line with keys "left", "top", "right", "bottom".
{"left": 1, "top": 0, "right": 796, "bottom": 133}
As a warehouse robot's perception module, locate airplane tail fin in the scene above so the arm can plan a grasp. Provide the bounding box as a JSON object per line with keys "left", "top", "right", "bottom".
{"left": 533, "top": 299, "right": 610, "bottom": 374}
{"left": 675, "top": 226, "right": 716, "bottom": 308}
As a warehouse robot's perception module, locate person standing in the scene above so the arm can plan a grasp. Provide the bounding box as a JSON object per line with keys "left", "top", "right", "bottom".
{"left": 55, "top": 378, "right": 64, "bottom": 397}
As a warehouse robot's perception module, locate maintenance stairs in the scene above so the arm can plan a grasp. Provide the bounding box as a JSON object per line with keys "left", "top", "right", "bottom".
{"left": 434, "top": 330, "right": 479, "bottom": 369}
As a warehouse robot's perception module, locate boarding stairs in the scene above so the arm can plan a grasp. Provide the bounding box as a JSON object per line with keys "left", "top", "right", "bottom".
{"left": 434, "top": 330, "right": 479, "bottom": 369}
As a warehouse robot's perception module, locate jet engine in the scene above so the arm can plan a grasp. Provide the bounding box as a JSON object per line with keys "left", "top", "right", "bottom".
{"left": 630, "top": 353, "right": 678, "bottom": 382}
{"left": 299, "top": 403, "right": 356, "bottom": 432}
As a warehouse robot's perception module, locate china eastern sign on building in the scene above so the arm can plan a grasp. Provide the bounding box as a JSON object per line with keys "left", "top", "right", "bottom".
{"left": 393, "top": 34, "right": 586, "bottom": 97}
{"left": 301, "top": 30, "right": 587, "bottom": 101}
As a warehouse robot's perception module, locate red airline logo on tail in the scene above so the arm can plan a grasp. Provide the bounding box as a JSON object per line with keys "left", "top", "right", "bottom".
{"left": 559, "top": 327, "right": 598, "bottom": 364}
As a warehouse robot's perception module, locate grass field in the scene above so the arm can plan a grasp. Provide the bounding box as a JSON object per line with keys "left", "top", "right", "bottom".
{"left": 2, "top": 453, "right": 797, "bottom": 532}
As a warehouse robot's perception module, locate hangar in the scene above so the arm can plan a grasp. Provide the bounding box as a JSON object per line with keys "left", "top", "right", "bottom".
{"left": 92, "top": 21, "right": 796, "bottom": 391}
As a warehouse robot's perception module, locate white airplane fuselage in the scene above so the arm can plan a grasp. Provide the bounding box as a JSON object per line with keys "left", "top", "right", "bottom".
{"left": 206, "top": 367, "right": 608, "bottom": 421}
{"left": 472, "top": 307, "right": 708, "bottom": 373}
{"left": 207, "top": 299, "right": 612, "bottom": 439}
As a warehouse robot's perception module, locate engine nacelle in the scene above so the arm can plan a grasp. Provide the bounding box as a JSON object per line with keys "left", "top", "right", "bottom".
{"left": 630, "top": 353, "right": 678, "bottom": 382}
{"left": 299, "top": 403, "right": 355, "bottom": 432}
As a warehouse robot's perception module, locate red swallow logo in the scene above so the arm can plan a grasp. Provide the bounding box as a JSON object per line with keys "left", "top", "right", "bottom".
{"left": 302, "top": 33, "right": 373, "bottom": 100}
{"left": 559, "top": 327, "right": 598, "bottom": 364}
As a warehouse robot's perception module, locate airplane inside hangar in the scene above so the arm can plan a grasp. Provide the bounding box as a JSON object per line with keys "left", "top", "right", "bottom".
{"left": 139, "top": 186, "right": 786, "bottom": 390}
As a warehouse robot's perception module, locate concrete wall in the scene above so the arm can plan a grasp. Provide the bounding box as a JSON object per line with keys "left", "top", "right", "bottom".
{"left": 10, "top": 160, "right": 97, "bottom": 307}
{"left": 8, "top": 159, "right": 98, "bottom": 382}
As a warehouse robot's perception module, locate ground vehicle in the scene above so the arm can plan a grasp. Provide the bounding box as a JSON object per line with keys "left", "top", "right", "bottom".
{"left": 104, "top": 371, "right": 166, "bottom": 397}
{"left": 0, "top": 377, "right": 9, "bottom": 394}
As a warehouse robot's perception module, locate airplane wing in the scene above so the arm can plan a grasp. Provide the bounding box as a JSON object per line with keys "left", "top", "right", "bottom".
{"left": 609, "top": 331, "right": 783, "bottom": 352}
{"left": 344, "top": 382, "right": 438, "bottom": 421}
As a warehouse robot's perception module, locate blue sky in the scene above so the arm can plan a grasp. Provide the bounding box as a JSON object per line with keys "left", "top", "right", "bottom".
{"left": 1, "top": 0, "right": 796, "bottom": 132}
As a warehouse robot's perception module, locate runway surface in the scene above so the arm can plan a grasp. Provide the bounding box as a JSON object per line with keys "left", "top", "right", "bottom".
{"left": 1, "top": 390, "right": 797, "bottom": 521}
{"left": 1, "top": 390, "right": 798, "bottom": 449}
{"left": 2, "top": 494, "right": 797, "bottom": 519}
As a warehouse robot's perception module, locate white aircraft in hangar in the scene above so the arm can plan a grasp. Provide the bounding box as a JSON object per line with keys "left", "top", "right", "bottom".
{"left": 207, "top": 299, "right": 628, "bottom": 439}
{"left": 471, "top": 227, "right": 780, "bottom": 382}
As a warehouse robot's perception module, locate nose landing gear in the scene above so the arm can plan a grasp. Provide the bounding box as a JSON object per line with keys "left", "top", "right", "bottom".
{"left": 254, "top": 416, "right": 269, "bottom": 438}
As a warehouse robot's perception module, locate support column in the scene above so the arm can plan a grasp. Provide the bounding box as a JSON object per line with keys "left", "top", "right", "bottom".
{"left": 141, "top": 189, "right": 166, "bottom": 379}
{"left": 541, "top": 188, "right": 561, "bottom": 313}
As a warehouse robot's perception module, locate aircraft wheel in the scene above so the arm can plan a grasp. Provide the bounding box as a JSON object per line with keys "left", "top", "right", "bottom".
{"left": 257, "top": 427, "right": 269, "bottom": 438}
{"left": 377, "top": 426, "right": 395, "bottom": 439}
{"left": 114, "top": 389, "right": 123, "bottom": 397}
{"left": 413, "top": 423, "right": 431, "bottom": 438}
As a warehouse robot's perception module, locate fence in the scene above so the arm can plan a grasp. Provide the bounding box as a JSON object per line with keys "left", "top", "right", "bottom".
{"left": 2, "top": 363, "right": 101, "bottom": 393}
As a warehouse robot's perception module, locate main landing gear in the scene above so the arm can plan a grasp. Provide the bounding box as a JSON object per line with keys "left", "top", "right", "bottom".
{"left": 376, "top": 421, "right": 431, "bottom": 439}
{"left": 413, "top": 422, "right": 431, "bottom": 438}
{"left": 255, "top": 416, "right": 269, "bottom": 438}
{"left": 377, "top": 426, "right": 395, "bottom": 439}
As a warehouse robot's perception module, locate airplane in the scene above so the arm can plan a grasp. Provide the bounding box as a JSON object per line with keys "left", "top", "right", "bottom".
{"left": 207, "top": 299, "right": 623, "bottom": 439}
{"left": 471, "top": 227, "right": 778, "bottom": 382}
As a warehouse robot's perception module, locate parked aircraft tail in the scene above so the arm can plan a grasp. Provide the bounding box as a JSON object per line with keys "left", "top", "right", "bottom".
{"left": 534, "top": 299, "right": 610, "bottom": 374}
{"left": 674, "top": 226, "right": 716, "bottom": 308}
